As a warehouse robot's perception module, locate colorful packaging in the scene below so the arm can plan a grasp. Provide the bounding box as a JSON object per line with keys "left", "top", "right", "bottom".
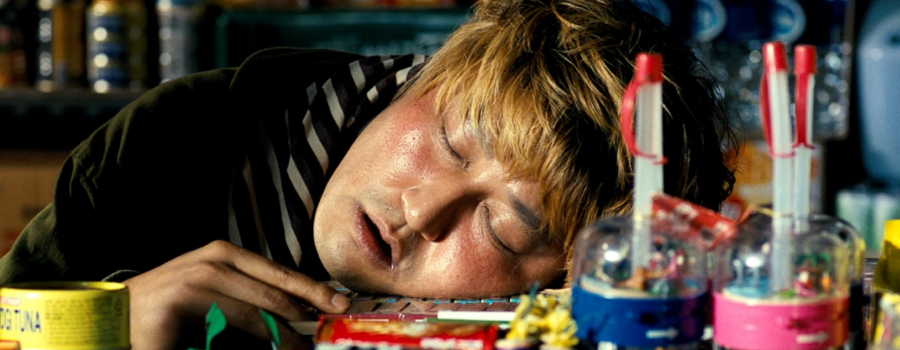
{"left": 870, "top": 219, "right": 900, "bottom": 345}
{"left": 652, "top": 193, "right": 737, "bottom": 250}
{"left": 872, "top": 292, "right": 900, "bottom": 349}
{"left": 316, "top": 318, "right": 499, "bottom": 350}
{"left": 874, "top": 220, "right": 900, "bottom": 294}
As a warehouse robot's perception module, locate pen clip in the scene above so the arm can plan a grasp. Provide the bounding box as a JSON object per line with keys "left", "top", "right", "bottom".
{"left": 760, "top": 41, "right": 793, "bottom": 158}
{"left": 620, "top": 53, "right": 667, "bottom": 164}
{"left": 793, "top": 44, "right": 817, "bottom": 149}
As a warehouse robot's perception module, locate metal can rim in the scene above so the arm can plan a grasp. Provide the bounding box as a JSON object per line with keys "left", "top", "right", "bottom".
{"left": 0, "top": 281, "right": 127, "bottom": 295}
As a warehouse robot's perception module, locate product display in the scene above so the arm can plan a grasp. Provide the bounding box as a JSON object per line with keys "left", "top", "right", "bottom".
{"left": 0, "top": 1, "right": 882, "bottom": 349}
{"left": 569, "top": 53, "right": 711, "bottom": 350}
{"left": 712, "top": 211, "right": 852, "bottom": 350}
{"left": 711, "top": 42, "right": 856, "bottom": 350}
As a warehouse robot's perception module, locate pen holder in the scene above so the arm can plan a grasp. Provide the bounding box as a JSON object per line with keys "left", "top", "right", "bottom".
{"left": 712, "top": 211, "right": 853, "bottom": 350}
{"left": 570, "top": 215, "right": 708, "bottom": 349}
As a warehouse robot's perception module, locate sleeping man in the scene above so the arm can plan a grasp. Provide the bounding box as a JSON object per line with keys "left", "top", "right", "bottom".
{"left": 0, "top": 0, "right": 736, "bottom": 348}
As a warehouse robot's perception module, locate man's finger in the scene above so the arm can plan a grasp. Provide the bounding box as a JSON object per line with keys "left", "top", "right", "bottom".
{"left": 208, "top": 241, "right": 351, "bottom": 314}
{"left": 188, "top": 259, "right": 311, "bottom": 322}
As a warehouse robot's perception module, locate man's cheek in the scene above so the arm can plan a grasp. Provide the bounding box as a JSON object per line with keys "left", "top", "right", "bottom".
{"left": 425, "top": 264, "right": 507, "bottom": 292}
{"left": 393, "top": 139, "right": 434, "bottom": 176}
{"left": 450, "top": 253, "right": 510, "bottom": 281}
{"left": 426, "top": 250, "right": 494, "bottom": 278}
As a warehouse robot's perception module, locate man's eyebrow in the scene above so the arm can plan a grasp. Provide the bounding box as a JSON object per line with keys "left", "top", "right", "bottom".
{"left": 509, "top": 192, "right": 543, "bottom": 234}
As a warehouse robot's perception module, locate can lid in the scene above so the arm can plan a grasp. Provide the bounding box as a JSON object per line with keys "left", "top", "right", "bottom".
{"left": 0, "top": 281, "right": 127, "bottom": 292}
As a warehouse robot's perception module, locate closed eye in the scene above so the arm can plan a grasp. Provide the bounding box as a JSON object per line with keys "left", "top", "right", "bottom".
{"left": 480, "top": 204, "right": 515, "bottom": 255}
{"left": 440, "top": 126, "right": 468, "bottom": 168}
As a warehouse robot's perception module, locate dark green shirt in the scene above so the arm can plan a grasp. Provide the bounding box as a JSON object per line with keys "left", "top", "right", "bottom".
{"left": 0, "top": 48, "right": 365, "bottom": 284}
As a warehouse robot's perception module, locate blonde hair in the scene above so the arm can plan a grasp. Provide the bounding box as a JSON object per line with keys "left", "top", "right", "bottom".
{"left": 402, "top": 0, "right": 735, "bottom": 284}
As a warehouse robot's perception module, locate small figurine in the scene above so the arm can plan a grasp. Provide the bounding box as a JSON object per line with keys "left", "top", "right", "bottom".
{"left": 619, "top": 266, "right": 649, "bottom": 291}
{"left": 794, "top": 252, "right": 833, "bottom": 297}
{"left": 648, "top": 249, "right": 687, "bottom": 297}
{"left": 504, "top": 291, "right": 578, "bottom": 350}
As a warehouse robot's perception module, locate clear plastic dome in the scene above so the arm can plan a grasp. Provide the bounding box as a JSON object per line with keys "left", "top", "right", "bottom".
{"left": 712, "top": 211, "right": 851, "bottom": 299}
{"left": 570, "top": 215, "right": 710, "bottom": 348}
{"left": 571, "top": 215, "right": 708, "bottom": 299}
{"left": 799, "top": 213, "right": 867, "bottom": 346}
{"left": 800, "top": 214, "right": 865, "bottom": 286}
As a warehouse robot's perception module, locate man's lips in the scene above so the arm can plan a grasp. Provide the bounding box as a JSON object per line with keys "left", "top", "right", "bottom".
{"left": 367, "top": 214, "right": 394, "bottom": 262}
{"left": 355, "top": 209, "right": 393, "bottom": 269}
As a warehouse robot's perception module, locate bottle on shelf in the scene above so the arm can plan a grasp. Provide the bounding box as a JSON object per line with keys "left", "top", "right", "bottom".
{"left": 0, "top": 0, "right": 30, "bottom": 88}
{"left": 156, "top": 0, "right": 204, "bottom": 83}
{"left": 86, "top": 0, "right": 147, "bottom": 93}
{"left": 124, "top": 0, "right": 148, "bottom": 90}
{"left": 36, "top": 0, "right": 88, "bottom": 91}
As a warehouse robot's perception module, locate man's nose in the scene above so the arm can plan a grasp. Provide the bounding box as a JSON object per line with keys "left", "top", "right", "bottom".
{"left": 400, "top": 181, "right": 470, "bottom": 241}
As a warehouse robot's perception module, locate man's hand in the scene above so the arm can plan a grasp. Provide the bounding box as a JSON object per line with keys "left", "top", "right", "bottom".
{"left": 123, "top": 240, "right": 351, "bottom": 350}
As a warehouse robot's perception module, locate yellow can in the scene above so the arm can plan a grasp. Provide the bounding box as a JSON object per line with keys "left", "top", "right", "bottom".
{"left": 0, "top": 281, "right": 129, "bottom": 350}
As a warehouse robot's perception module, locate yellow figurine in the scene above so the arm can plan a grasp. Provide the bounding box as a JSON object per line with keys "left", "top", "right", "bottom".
{"left": 503, "top": 291, "right": 579, "bottom": 350}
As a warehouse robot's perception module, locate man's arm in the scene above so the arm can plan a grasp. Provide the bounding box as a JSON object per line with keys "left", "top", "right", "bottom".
{"left": 0, "top": 67, "right": 244, "bottom": 284}
{"left": 0, "top": 48, "right": 362, "bottom": 349}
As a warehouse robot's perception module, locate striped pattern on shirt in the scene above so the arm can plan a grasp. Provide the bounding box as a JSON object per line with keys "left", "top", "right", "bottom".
{"left": 227, "top": 54, "right": 427, "bottom": 273}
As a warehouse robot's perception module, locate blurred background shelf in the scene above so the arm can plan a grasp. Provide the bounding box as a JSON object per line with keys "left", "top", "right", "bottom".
{"left": 0, "top": 2, "right": 475, "bottom": 247}
{"left": 215, "top": 8, "right": 471, "bottom": 67}
{"left": 0, "top": 89, "right": 143, "bottom": 150}
{"left": 1, "top": 0, "right": 899, "bottom": 256}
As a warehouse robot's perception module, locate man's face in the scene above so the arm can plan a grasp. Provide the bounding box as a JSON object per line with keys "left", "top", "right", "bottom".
{"left": 313, "top": 89, "right": 566, "bottom": 298}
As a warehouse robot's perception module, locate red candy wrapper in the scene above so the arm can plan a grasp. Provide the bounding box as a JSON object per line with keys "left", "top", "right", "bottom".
{"left": 315, "top": 318, "right": 499, "bottom": 350}
{"left": 652, "top": 193, "right": 738, "bottom": 250}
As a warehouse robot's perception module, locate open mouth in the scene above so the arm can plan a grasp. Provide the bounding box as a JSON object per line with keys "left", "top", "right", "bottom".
{"left": 365, "top": 214, "right": 392, "bottom": 260}
{"left": 358, "top": 211, "right": 392, "bottom": 268}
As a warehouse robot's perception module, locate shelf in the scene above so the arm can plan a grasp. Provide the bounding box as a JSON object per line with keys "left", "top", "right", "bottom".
{"left": 1, "top": 8, "right": 472, "bottom": 150}
{"left": 215, "top": 8, "right": 472, "bottom": 67}
{"left": 0, "top": 89, "right": 143, "bottom": 150}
